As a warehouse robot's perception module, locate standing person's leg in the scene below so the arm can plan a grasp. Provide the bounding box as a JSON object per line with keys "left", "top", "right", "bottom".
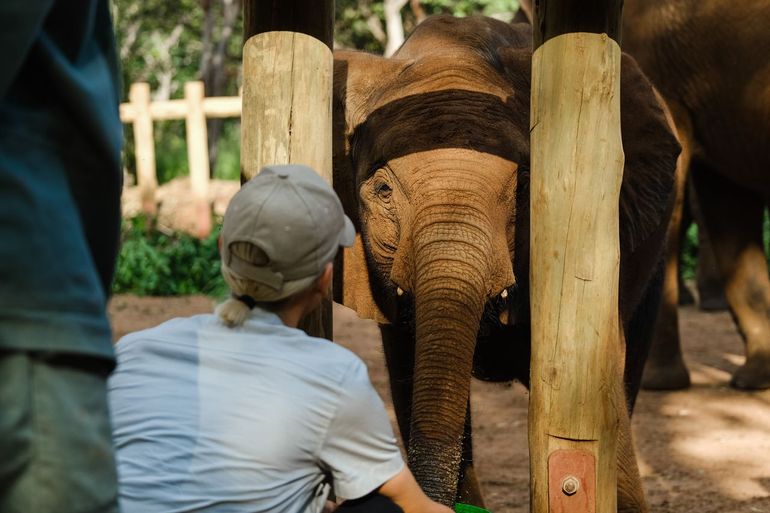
{"left": 0, "top": 351, "right": 118, "bottom": 513}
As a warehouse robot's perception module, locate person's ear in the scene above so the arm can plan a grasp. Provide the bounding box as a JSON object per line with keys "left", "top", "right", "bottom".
{"left": 317, "top": 262, "right": 334, "bottom": 296}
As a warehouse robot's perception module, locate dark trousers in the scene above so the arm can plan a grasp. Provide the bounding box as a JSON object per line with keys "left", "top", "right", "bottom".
{"left": 338, "top": 493, "right": 404, "bottom": 513}
{"left": 0, "top": 351, "right": 118, "bottom": 513}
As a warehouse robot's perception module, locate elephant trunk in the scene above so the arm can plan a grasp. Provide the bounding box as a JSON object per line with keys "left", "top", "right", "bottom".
{"left": 407, "top": 201, "right": 492, "bottom": 505}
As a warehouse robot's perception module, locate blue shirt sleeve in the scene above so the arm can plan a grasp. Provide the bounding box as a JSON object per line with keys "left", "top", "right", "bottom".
{"left": 318, "top": 359, "right": 405, "bottom": 501}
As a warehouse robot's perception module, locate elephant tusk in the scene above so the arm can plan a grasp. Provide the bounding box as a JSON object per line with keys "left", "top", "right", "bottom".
{"left": 397, "top": 287, "right": 404, "bottom": 296}
{"left": 501, "top": 289, "right": 508, "bottom": 299}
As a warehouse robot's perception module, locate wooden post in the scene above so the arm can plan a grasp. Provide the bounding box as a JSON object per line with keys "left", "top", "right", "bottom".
{"left": 129, "top": 82, "right": 158, "bottom": 216}
{"left": 184, "top": 81, "right": 212, "bottom": 238}
{"left": 241, "top": 1, "right": 335, "bottom": 340}
{"left": 528, "top": 2, "right": 624, "bottom": 513}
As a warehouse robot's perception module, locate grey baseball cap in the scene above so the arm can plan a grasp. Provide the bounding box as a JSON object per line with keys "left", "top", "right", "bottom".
{"left": 221, "top": 164, "right": 355, "bottom": 301}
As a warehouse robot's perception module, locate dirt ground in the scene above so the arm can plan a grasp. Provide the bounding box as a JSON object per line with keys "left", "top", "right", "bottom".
{"left": 109, "top": 296, "right": 770, "bottom": 513}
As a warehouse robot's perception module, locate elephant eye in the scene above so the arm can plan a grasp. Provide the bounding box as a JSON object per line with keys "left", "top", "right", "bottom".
{"left": 374, "top": 181, "right": 392, "bottom": 201}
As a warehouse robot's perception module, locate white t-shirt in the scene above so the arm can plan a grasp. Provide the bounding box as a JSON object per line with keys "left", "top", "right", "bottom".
{"left": 108, "top": 308, "right": 404, "bottom": 513}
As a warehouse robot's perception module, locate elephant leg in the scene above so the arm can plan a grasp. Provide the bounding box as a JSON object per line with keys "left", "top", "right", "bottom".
{"left": 617, "top": 400, "right": 647, "bottom": 513}
{"left": 696, "top": 224, "right": 728, "bottom": 310}
{"left": 691, "top": 160, "right": 770, "bottom": 390}
{"left": 619, "top": 319, "right": 650, "bottom": 513}
{"left": 642, "top": 109, "right": 692, "bottom": 390}
{"left": 456, "top": 403, "right": 484, "bottom": 507}
{"left": 625, "top": 257, "right": 666, "bottom": 410}
{"left": 380, "top": 324, "right": 415, "bottom": 450}
{"left": 688, "top": 176, "right": 728, "bottom": 311}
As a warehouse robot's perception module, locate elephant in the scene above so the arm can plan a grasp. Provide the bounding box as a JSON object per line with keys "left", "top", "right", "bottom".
{"left": 331, "top": 15, "right": 680, "bottom": 508}
{"left": 620, "top": 0, "right": 770, "bottom": 390}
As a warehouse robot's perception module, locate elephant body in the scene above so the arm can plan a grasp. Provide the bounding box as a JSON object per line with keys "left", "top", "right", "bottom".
{"left": 622, "top": 0, "right": 770, "bottom": 390}
{"left": 333, "top": 16, "right": 680, "bottom": 508}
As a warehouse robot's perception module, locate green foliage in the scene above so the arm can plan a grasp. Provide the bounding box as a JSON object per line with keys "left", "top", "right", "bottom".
{"left": 213, "top": 121, "right": 242, "bottom": 181}
{"left": 113, "top": 217, "right": 227, "bottom": 297}
{"left": 681, "top": 222, "right": 699, "bottom": 281}
{"left": 334, "top": 0, "right": 520, "bottom": 53}
{"left": 153, "top": 121, "right": 189, "bottom": 184}
{"left": 422, "top": 0, "right": 519, "bottom": 18}
{"left": 112, "top": 0, "right": 243, "bottom": 185}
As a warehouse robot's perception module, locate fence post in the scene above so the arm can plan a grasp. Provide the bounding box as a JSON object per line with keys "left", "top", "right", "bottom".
{"left": 241, "top": 0, "right": 335, "bottom": 340}
{"left": 129, "top": 82, "right": 158, "bottom": 216}
{"left": 528, "top": 1, "right": 625, "bottom": 512}
{"left": 185, "top": 81, "right": 212, "bottom": 238}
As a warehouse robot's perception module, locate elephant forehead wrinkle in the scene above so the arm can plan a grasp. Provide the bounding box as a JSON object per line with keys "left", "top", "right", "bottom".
{"left": 413, "top": 219, "right": 493, "bottom": 243}
{"left": 390, "top": 55, "right": 510, "bottom": 99}
{"left": 402, "top": 72, "right": 508, "bottom": 101}
{"left": 411, "top": 168, "right": 508, "bottom": 191}
{"left": 413, "top": 191, "right": 493, "bottom": 209}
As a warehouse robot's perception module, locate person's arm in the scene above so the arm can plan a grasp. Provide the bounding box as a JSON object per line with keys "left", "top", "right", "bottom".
{"left": 378, "top": 466, "right": 454, "bottom": 513}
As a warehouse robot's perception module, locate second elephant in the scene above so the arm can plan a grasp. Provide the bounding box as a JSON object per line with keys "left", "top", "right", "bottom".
{"left": 622, "top": 0, "right": 770, "bottom": 391}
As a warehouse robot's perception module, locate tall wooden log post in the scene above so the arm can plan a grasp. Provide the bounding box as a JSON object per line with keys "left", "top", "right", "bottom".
{"left": 528, "top": 2, "right": 624, "bottom": 513}
{"left": 241, "top": 1, "right": 335, "bottom": 340}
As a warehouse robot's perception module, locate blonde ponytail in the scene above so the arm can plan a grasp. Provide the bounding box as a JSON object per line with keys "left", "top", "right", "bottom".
{"left": 215, "top": 297, "right": 252, "bottom": 327}
{"left": 217, "top": 241, "right": 274, "bottom": 327}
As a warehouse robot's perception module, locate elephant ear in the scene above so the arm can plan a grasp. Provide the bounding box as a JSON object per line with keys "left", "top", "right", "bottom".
{"left": 332, "top": 50, "right": 406, "bottom": 324}
{"left": 496, "top": 41, "right": 679, "bottom": 255}
{"left": 618, "top": 54, "right": 681, "bottom": 253}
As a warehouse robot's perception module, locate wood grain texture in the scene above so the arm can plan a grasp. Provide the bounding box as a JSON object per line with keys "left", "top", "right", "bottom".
{"left": 129, "top": 82, "right": 158, "bottom": 216}
{"left": 528, "top": 33, "right": 624, "bottom": 513}
{"left": 240, "top": 31, "right": 334, "bottom": 339}
{"left": 241, "top": 32, "right": 333, "bottom": 183}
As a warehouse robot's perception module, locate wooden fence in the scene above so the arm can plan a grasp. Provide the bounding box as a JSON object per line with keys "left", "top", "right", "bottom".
{"left": 119, "top": 81, "right": 241, "bottom": 236}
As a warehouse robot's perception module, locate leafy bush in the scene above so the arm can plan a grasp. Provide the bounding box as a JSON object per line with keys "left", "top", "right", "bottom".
{"left": 213, "top": 121, "right": 241, "bottom": 181}
{"left": 681, "top": 222, "right": 699, "bottom": 281}
{"left": 113, "top": 217, "right": 227, "bottom": 297}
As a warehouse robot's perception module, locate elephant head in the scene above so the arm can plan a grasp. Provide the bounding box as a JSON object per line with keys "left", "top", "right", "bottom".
{"left": 332, "top": 15, "right": 680, "bottom": 504}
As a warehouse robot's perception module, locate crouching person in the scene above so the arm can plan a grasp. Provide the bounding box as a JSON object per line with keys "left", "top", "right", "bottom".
{"left": 108, "top": 165, "right": 452, "bottom": 513}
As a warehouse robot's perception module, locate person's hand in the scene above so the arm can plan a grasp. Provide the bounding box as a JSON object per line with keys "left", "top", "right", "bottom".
{"left": 378, "top": 466, "right": 454, "bottom": 513}
{"left": 322, "top": 500, "right": 338, "bottom": 513}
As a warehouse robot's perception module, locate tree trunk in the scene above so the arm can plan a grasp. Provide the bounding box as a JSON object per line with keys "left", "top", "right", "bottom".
{"left": 200, "top": 0, "right": 241, "bottom": 175}
{"left": 410, "top": 0, "right": 427, "bottom": 24}
{"left": 384, "top": 0, "right": 409, "bottom": 57}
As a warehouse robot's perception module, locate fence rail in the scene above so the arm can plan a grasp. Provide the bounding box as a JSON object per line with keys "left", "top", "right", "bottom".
{"left": 120, "top": 81, "right": 242, "bottom": 237}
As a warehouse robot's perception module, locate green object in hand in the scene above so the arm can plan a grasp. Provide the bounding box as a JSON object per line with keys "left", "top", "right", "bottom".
{"left": 454, "top": 503, "right": 490, "bottom": 513}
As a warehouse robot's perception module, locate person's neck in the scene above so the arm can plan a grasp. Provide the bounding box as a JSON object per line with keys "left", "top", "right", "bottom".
{"left": 276, "top": 306, "right": 304, "bottom": 328}
{"left": 276, "top": 295, "right": 318, "bottom": 328}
